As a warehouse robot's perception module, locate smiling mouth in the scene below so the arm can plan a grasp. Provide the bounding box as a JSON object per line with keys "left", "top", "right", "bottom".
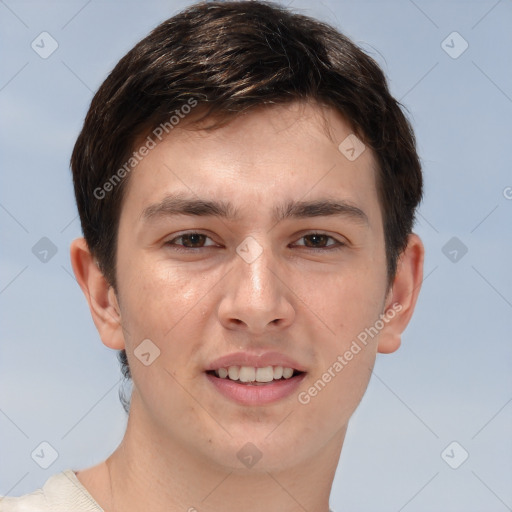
{"left": 206, "top": 365, "right": 305, "bottom": 385}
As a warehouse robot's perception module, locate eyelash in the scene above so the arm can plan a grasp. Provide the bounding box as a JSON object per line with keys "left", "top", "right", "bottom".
{"left": 164, "top": 232, "right": 346, "bottom": 252}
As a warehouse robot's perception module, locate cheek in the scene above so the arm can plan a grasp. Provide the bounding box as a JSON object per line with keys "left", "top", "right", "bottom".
{"left": 319, "top": 264, "right": 386, "bottom": 339}
{"left": 115, "top": 260, "right": 217, "bottom": 383}
{"left": 318, "top": 350, "right": 375, "bottom": 421}
{"left": 302, "top": 264, "right": 384, "bottom": 406}
{"left": 298, "top": 309, "right": 378, "bottom": 429}
{"left": 117, "top": 263, "right": 212, "bottom": 415}
{"left": 119, "top": 256, "right": 208, "bottom": 327}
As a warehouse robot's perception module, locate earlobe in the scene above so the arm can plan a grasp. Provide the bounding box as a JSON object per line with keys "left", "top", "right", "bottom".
{"left": 70, "top": 237, "right": 125, "bottom": 351}
{"left": 377, "top": 309, "right": 402, "bottom": 354}
{"left": 377, "top": 233, "right": 424, "bottom": 354}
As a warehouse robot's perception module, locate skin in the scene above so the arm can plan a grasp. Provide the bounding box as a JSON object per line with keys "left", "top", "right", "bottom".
{"left": 70, "top": 101, "right": 424, "bottom": 512}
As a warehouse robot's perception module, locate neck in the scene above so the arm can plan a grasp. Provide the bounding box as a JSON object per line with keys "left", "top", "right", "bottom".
{"left": 80, "top": 397, "right": 345, "bottom": 512}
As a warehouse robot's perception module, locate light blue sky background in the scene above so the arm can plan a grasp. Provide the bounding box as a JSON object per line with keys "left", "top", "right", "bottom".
{"left": 1, "top": 1, "right": 511, "bottom": 511}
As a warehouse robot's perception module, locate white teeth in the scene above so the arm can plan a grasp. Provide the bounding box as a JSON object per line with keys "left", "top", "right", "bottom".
{"left": 255, "top": 366, "right": 274, "bottom": 382}
{"left": 239, "top": 366, "right": 256, "bottom": 382}
{"left": 282, "top": 367, "right": 294, "bottom": 379}
{"left": 213, "top": 365, "right": 297, "bottom": 382}
{"left": 228, "top": 366, "right": 239, "bottom": 380}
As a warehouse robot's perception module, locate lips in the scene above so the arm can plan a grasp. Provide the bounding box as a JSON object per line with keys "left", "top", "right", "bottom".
{"left": 207, "top": 365, "right": 302, "bottom": 384}
{"left": 205, "top": 351, "right": 307, "bottom": 374}
{"left": 205, "top": 351, "right": 307, "bottom": 405}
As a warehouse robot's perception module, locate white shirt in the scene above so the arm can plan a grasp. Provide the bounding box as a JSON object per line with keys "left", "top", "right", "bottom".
{"left": 1, "top": 470, "right": 336, "bottom": 511}
{"left": 0, "top": 470, "right": 103, "bottom": 512}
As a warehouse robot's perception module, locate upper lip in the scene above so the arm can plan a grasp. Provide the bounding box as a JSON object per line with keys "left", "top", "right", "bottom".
{"left": 205, "top": 351, "right": 307, "bottom": 372}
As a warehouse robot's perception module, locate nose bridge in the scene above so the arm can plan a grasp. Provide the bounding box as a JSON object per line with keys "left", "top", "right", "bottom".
{"left": 235, "top": 237, "right": 280, "bottom": 304}
{"left": 219, "top": 236, "right": 294, "bottom": 331}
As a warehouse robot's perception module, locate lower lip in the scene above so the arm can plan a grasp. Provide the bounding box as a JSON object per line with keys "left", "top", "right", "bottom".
{"left": 205, "top": 372, "right": 306, "bottom": 406}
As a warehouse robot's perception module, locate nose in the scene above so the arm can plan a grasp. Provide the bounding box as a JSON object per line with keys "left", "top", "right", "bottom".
{"left": 217, "top": 240, "right": 295, "bottom": 334}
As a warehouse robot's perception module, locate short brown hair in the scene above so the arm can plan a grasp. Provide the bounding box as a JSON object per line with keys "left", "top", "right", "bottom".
{"left": 71, "top": 0, "right": 422, "bottom": 384}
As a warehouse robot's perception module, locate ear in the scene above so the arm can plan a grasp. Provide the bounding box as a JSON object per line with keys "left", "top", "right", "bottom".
{"left": 70, "top": 237, "right": 125, "bottom": 351}
{"left": 377, "top": 233, "right": 424, "bottom": 354}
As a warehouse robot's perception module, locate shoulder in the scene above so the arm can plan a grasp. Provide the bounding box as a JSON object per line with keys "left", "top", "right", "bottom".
{"left": 0, "top": 470, "right": 104, "bottom": 512}
{"left": 0, "top": 485, "right": 47, "bottom": 512}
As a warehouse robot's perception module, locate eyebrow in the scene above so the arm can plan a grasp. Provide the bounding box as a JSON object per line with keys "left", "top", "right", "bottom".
{"left": 141, "top": 193, "right": 369, "bottom": 226}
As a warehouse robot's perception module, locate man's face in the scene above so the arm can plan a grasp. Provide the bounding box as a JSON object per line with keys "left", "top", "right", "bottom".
{"left": 114, "top": 101, "right": 390, "bottom": 471}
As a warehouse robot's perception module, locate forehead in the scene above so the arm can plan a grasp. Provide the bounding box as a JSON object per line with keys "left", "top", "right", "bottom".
{"left": 120, "top": 101, "right": 381, "bottom": 228}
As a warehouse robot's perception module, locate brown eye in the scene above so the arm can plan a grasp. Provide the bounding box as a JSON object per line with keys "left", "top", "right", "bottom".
{"left": 303, "top": 234, "right": 331, "bottom": 248}
{"left": 294, "top": 233, "right": 344, "bottom": 250}
{"left": 166, "top": 233, "right": 215, "bottom": 249}
{"left": 179, "top": 234, "right": 207, "bottom": 248}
